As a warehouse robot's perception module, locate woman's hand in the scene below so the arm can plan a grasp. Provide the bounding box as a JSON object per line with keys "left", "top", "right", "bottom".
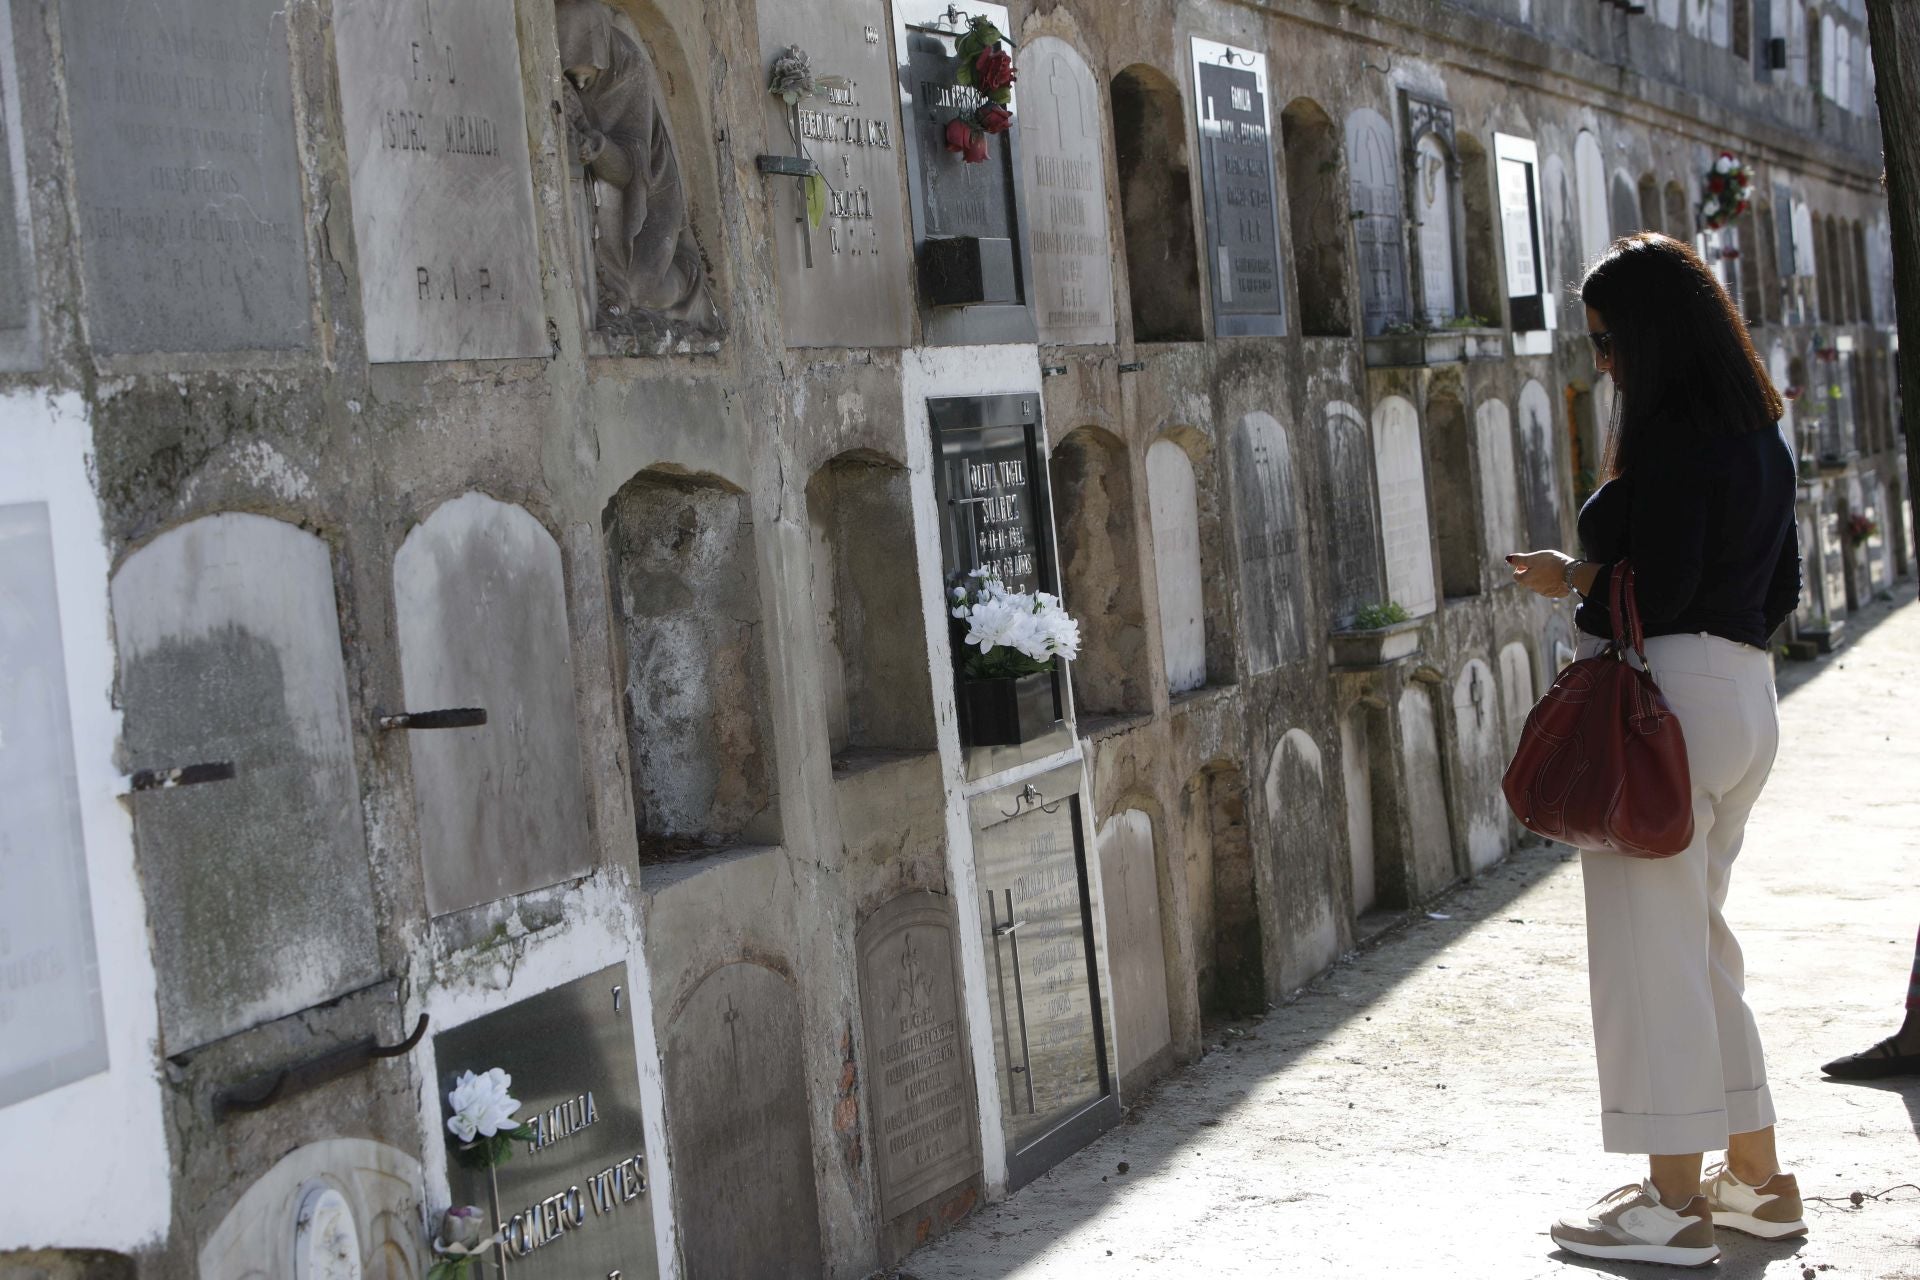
{"left": 1506, "top": 549, "right": 1577, "bottom": 598}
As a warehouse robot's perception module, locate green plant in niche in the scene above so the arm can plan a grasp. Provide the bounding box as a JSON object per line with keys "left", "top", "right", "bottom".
{"left": 1353, "top": 601, "right": 1411, "bottom": 630}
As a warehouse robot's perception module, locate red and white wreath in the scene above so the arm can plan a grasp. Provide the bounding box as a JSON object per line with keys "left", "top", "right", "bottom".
{"left": 1699, "top": 151, "right": 1754, "bottom": 232}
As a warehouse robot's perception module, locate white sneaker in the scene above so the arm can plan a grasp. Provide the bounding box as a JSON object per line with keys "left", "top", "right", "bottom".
{"left": 1700, "top": 1162, "right": 1809, "bottom": 1239}
{"left": 1549, "top": 1180, "right": 1720, "bottom": 1267}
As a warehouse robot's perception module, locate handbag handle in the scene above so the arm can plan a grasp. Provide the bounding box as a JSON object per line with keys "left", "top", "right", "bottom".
{"left": 1607, "top": 560, "right": 1654, "bottom": 675}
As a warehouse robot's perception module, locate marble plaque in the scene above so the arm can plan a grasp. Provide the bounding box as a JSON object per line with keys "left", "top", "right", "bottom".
{"left": 1398, "top": 687, "right": 1455, "bottom": 897}
{"left": 1095, "top": 810, "right": 1171, "bottom": 1084}
{"left": 393, "top": 494, "right": 593, "bottom": 916}
{"left": 59, "top": 0, "right": 310, "bottom": 354}
{"left": 664, "top": 963, "right": 823, "bottom": 1279}
{"left": 1475, "top": 400, "right": 1521, "bottom": 563}
{"left": 1019, "top": 37, "right": 1113, "bottom": 345}
{"left": 1192, "top": 40, "right": 1284, "bottom": 337}
{"left": 1371, "top": 396, "right": 1437, "bottom": 618}
{"left": 1323, "top": 402, "right": 1384, "bottom": 628}
{"left": 436, "top": 965, "right": 657, "bottom": 1280}
{"left": 857, "top": 892, "right": 981, "bottom": 1221}
{"left": 1450, "top": 659, "right": 1504, "bottom": 872}
{"left": 757, "top": 0, "right": 908, "bottom": 347}
{"left": 1819, "top": 502, "right": 1847, "bottom": 618}
{"left": 111, "top": 515, "right": 378, "bottom": 1052}
{"left": 0, "top": 503, "right": 108, "bottom": 1106}
{"left": 1413, "top": 133, "right": 1456, "bottom": 322}
{"left": 931, "top": 397, "right": 1049, "bottom": 594}
{"left": 0, "top": 6, "right": 39, "bottom": 370}
{"left": 333, "top": 0, "right": 545, "bottom": 361}
{"left": 1146, "top": 439, "right": 1206, "bottom": 693}
{"left": 1496, "top": 641, "right": 1534, "bottom": 757}
{"left": 975, "top": 793, "right": 1105, "bottom": 1152}
{"left": 1230, "top": 412, "right": 1306, "bottom": 671}
{"left": 1516, "top": 380, "right": 1560, "bottom": 549}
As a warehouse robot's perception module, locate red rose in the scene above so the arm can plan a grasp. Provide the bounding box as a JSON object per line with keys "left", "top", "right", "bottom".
{"left": 1708, "top": 176, "right": 1725, "bottom": 193}
{"left": 975, "top": 46, "right": 1016, "bottom": 92}
{"left": 944, "top": 118, "right": 974, "bottom": 154}
{"left": 976, "top": 103, "right": 1013, "bottom": 135}
{"left": 964, "top": 130, "right": 989, "bottom": 163}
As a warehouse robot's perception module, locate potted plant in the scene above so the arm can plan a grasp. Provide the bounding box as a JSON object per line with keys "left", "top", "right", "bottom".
{"left": 1330, "top": 601, "right": 1423, "bottom": 668}
{"left": 949, "top": 569, "right": 1080, "bottom": 746}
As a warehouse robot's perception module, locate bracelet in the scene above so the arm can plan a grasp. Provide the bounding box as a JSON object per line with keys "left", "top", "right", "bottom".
{"left": 1564, "top": 558, "right": 1586, "bottom": 598}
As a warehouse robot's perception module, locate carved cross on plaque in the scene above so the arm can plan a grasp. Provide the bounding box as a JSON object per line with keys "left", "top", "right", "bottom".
{"left": 722, "top": 993, "right": 742, "bottom": 1074}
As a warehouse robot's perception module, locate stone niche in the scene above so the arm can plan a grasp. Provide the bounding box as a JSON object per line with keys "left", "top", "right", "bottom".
{"left": 1111, "top": 64, "right": 1202, "bottom": 342}
{"left": 1264, "top": 729, "right": 1341, "bottom": 991}
{"left": 198, "top": 1139, "right": 422, "bottom": 1280}
{"left": 557, "top": 0, "right": 723, "bottom": 347}
{"left": 1425, "top": 390, "right": 1481, "bottom": 599}
{"left": 1496, "top": 640, "right": 1535, "bottom": 757}
{"left": 1396, "top": 686, "right": 1456, "bottom": 899}
{"left": 1280, "top": 97, "right": 1351, "bottom": 338}
{"left": 1144, "top": 436, "right": 1238, "bottom": 693}
{"left": 663, "top": 963, "right": 823, "bottom": 1279}
{"left": 0, "top": 5, "right": 40, "bottom": 371}
{"left": 1347, "top": 107, "right": 1409, "bottom": 336}
{"left": 333, "top": 0, "right": 546, "bottom": 361}
{"left": 1094, "top": 809, "right": 1172, "bottom": 1092}
{"left": 1049, "top": 427, "right": 1148, "bottom": 717}
{"left": 1475, "top": 399, "right": 1521, "bottom": 567}
{"left": 1516, "top": 380, "right": 1561, "bottom": 548}
{"left": 1180, "top": 762, "right": 1261, "bottom": 1016}
{"left": 1321, "top": 402, "right": 1386, "bottom": 628}
{"left": 1191, "top": 40, "right": 1285, "bottom": 336}
{"left": 1018, "top": 37, "right": 1115, "bottom": 345}
{"left": 392, "top": 493, "right": 594, "bottom": 916}
{"left": 806, "top": 452, "right": 936, "bottom": 761}
{"left": 111, "top": 514, "right": 379, "bottom": 1053}
{"left": 1371, "top": 395, "right": 1438, "bottom": 618}
{"left": 755, "top": 0, "right": 908, "bottom": 347}
{"left": 1449, "top": 659, "right": 1505, "bottom": 872}
{"left": 58, "top": 0, "right": 309, "bottom": 355}
{"left": 1229, "top": 412, "right": 1307, "bottom": 672}
{"left": 856, "top": 892, "right": 981, "bottom": 1223}
{"left": 603, "top": 470, "right": 779, "bottom": 858}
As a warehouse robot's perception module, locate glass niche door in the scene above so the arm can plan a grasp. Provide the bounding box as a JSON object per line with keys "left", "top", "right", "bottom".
{"left": 970, "top": 763, "right": 1118, "bottom": 1187}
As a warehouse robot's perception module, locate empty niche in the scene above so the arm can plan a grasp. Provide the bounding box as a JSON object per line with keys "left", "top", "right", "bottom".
{"left": 1180, "top": 762, "right": 1261, "bottom": 1016}
{"left": 1456, "top": 133, "right": 1503, "bottom": 326}
{"left": 1339, "top": 702, "right": 1391, "bottom": 914}
{"left": 1345, "top": 106, "right": 1409, "bottom": 335}
{"left": 1229, "top": 412, "right": 1308, "bottom": 672}
{"left": 1280, "top": 98, "right": 1351, "bottom": 337}
{"left": 1396, "top": 685, "right": 1457, "bottom": 898}
{"left": 604, "top": 469, "right": 778, "bottom": 857}
{"left": 1609, "top": 170, "right": 1639, "bottom": 239}
{"left": 1370, "top": 396, "right": 1437, "bottom": 618}
{"left": 1263, "top": 729, "right": 1341, "bottom": 990}
{"left": 1573, "top": 131, "right": 1608, "bottom": 264}
{"left": 1049, "top": 427, "right": 1150, "bottom": 717}
{"left": 1475, "top": 399, "right": 1522, "bottom": 567}
{"left": 1094, "top": 808, "right": 1174, "bottom": 1090}
{"left": 1321, "top": 401, "right": 1386, "bottom": 628}
{"left": 393, "top": 493, "right": 595, "bottom": 915}
{"left": 1637, "top": 173, "right": 1662, "bottom": 241}
{"left": 804, "top": 452, "right": 936, "bottom": 762}
{"left": 1663, "top": 180, "right": 1689, "bottom": 243}
{"left": 1424, "top": 390, "right": 1482, "bottom": 599}
{"left": 1111, "top": 65, "right": 1203, "bottom": 342}
{"left": 1449, "top": 658, "right": 1505, "bottom": 873}
{"left": 1146, "top": 434, "right": 1232, "bottom": 693}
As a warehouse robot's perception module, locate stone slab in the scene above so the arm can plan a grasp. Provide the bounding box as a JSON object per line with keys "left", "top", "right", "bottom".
{"left": 434, "top": 964, "right": 658, "bottom": 1279}
{"left": 110, "top": 514, "right": 378, "bottom": 1052}
{"left": 857, "top": 892, "right": 981, "bottom": 1221}
{"left": 1398, "top": 686, "right": 1455, "bottom": 897}
{"left": 1322, "top": 402, "right": 1385, "bottom": 628}
{"left": 0, "top": 6, "right": 39, "bottom": 370}
{"left": 0, "top": 501, "right": 108, "bottom": 1106}
{"left": 1372, "top": 396, "right": 1437, "bottom": 618}
{"left": 393, "top": 493, "right": 593, "bottom": 916}
{"left": 200, "top": 1139, "right": 424, "bottom": 1280}
{"left": 332, "top": 0, "right": 545, "bottom": 362}
{"left": 1018, "top": 37, "right": 1113, "bottom": 346}
{"left": 663, "top": 962, "right": 823, "bottom": 1280}
{"left": 1450, "top": 659, "right": 1505, "bottom": 872}
{"left": 756, "top": 0, "right": 909, "bottom": 347}
{"left": 58, "top": 0, "right": 310, "bottom": 354}
{"left": 1146, "top": 439, "right": 1206, "bottom": 693}
{"left": 1095, "top": 810, "right": 1171, "bottom": 1086}
{"left": 930, "top": 396, "right": 1049, "bottom": 595}
{"left": 1191, "top": 40, "right": 1284, "bottom": 336}
{"left": 1516, "top": 380, "right": 1560, "bottom": 549}
{"left": 1230, "top": 412, "right": 1306, "bottom": 672}
{"left": 1475, "top": 400, "right": 1521, "bottom": 564}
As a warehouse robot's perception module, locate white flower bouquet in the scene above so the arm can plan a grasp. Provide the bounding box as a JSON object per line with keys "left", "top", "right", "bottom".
{"left": 949, "top": 569, "right": 1081, "bottom": 679}
{"left": 445, "top": 1067, "right": 536, "bottom": 1169}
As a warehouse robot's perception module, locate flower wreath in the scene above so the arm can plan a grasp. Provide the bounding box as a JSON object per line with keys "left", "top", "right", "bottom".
{"left": 1699, "top": 151, "right": 1754, "bottom": 232}
{"left": 942, "top": 17, "right": 1016, "bottom": 164}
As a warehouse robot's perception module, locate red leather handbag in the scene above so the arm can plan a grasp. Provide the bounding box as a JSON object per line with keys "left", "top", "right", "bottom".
{"left": 1502, "top": 563, "right": 1695, "bottom": 857}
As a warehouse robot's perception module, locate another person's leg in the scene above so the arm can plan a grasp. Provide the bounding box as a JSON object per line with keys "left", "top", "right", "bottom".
{"left": 1820, "top": 924, "right": 1920, "bottom": 1078}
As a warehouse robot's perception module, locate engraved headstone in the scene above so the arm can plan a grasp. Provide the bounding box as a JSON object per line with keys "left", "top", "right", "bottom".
{"left": 435, "top": 965, "right": 657, "bottom": 1280}
{"left": 0, "top": 5, "right": 40, "bottom": 370}
{"left": 1095, "top": 809, "right": 1171, "bottom": 1085}
{"left": 1146, "top": 439, "right": 1206, "bottom": 692}
{"left": 1371, "top": 396, "right": 1437, "bottom": 618}
{"left": 1398, "top": 687, "right": 1455, "bottom": 896}
{"left": 1516, "top": 379, "right": 1560, "bottom": 548}
{"left": 856, "top": 892, "right": 981, "bottom": 1221}
{"left": 333, "top": 0, "right": 545, "bottom": 361}
{"left": 1475, "top": 399, "right": 1521, "bottom": 563}
{"left": 111, "top": 515, "right": 378, "bottom": 1051}
{"left": 0, "top": 502, "right": 108, "bottom": 1105}
{"left": 1192, "top": 39, "right": 1285, "bottom": 337}
{"left": 1263, "top": 730, "right": 1340, "bottom": 988}
{"left": 1230, "top": 412, "right": 1306, "bottom": 671}
{"left": 1323, "top": 402, "right": 1384, "bottom": 628}
{"left": 1450, "top": 659, "right": 1504, "bottom": 872}
{"left": 1496, "top": 641, "right": 1534, "bottom": 757}
{"left": 393, "top": 494, "right": 593, "bottom": 916}
{"left": 931, "top": 396, "right": 1050, "bottom": 594}
{"left": 664, "top": 963, "right": 823, "bottom": 1279}
{"left": 893, "top": 0, "right": 1034, "bottom": 345}
{"left": 58, "top": 0, "right": 309, "bottom": 354}
{"left": 1414, "top": 131, "right": 1457, "bottom": 322}
{"left": 1019, "top": 37, "right": 1114, "bottom": 345}
{"left": 1348, "top": 107, "right": 1408, "bottom": 335}
{"left": 757, "top": 1, "right": 907, "bottom": 346}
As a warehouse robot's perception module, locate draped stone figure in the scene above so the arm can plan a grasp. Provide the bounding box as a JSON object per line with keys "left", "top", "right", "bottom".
{"left": 555, "top": 0, "right": 719, "bottom": 333}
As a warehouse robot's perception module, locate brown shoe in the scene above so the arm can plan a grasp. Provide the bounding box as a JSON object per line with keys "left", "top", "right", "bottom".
{"left": 1550, "top": 1180, "right": 1720, "bottom": 1267}
{"left": 1701, "top": 1163, "right": 1809, "bottom": 1239}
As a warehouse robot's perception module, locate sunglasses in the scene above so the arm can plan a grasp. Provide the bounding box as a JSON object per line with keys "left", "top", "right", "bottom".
{"left": 1588, "top": 330, "right": 1614, "bottom": 357}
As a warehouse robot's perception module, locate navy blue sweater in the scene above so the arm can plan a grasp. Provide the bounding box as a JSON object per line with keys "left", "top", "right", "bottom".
{"left": 1575, "top": 426, "right": 1801, "bottom": 649}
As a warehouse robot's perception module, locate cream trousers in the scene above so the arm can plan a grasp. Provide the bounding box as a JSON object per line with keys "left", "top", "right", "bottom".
{"left": 1575, "top": 630, "right": 1781, "bottom": 1155}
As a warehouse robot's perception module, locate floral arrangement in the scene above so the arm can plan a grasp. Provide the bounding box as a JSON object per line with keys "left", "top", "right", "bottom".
{"left": 766, "top": 45, "right": 851, "bottom": 227}
{"left": 1352, "top": 601, "right": 1411, "bottom": 630}
{"left": 942, "top": 17, "right": 1016, "bottom": 164}
{"left": 445, "top": 1067, "right": 536, "bottom": 1169}
{"left": 1846, "top": 512, "right": 1878, "bottom": 545}
{"left": 949, "top": 569, "right": 1080, "bottom": 678}
{"left": 427, "top": 1205, "right": 500, "bottom": 1280}
{"left": 1699, "top": 151, "right": 1753, "bottom": 232}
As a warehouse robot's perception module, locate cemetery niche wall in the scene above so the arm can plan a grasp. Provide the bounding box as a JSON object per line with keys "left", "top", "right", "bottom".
{"left": 1191, "top": 39, "right": 1286, "bottom": 337}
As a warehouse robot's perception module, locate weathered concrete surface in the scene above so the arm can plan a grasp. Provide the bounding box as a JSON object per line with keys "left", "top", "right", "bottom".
{"left": 904, "top": 596, "right": 1920, "bottom": 1279}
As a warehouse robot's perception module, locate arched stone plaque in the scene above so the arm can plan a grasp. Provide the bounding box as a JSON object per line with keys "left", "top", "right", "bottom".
{"left": 1371, "top": 396, "right": 1437, "bottom": 618}
{"left": 1146, "top": 440, "right": 1205, "bottom": 692}
{"left": 856, "top": 892, "right": 981, "bottom": 1221}
{"left": 1020, "top": 37, "right": 1115, "bottom": 345}
{"left": 1475, "top": 399, "right": 1521, "bottom": 563}
{"left": 1517, "top": 380, "right": 1560, "bottom": 549}
{"left": 1323, "top": 402, "right": 1384, "bottom": 627}
{"left": 1264, "top": 728, "right": 1340, "bottom": 989}
{"left": 1231, "top": 412, "right": 1306, "bottom": 672}
{"left": 1450, "top": 659, "right": 1504, "bottom": 872}
{"left": 1094, "top": 811, "right": 1171, "bottom": 1086}
{"left": 1397, "top": 687, "right": 1454, "bottom": 897}
{"left": 199, "top": 1139, "right": 422, "bottom": 1280}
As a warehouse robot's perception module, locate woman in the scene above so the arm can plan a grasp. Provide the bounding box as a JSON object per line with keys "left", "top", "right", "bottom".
{"left": 1508, "top": 233, "right": 1804, "bottom": 1267}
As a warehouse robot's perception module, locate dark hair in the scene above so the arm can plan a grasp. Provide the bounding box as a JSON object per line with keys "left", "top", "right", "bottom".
{"left": 1579, "top": 232, "right": 1782, "bottom": 478}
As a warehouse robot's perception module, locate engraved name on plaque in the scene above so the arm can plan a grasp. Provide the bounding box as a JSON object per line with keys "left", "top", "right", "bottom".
{"left": 756, "top": 1, "right": 908, "bottom": 347}
{"left": 1017, "top": 37, "right": 1113, "bottom": 346}
{"left": 58, "top": 0, "right": 310, "bottom": 354}
{"left": 1190, "top": 38, "right": 1285, "bottom": 337}
{"left": 857, "top": 892, "right": 981, "bottom": 1221}
{"left": 435, "top": 964, "right": 658, "bottom": 1280}
{"left": 333, "top": 0, "right": 546, "bottom": 362}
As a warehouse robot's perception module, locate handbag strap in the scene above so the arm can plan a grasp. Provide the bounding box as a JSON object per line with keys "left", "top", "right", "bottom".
{"left": 1607, "top": 560, "right": 1652, "bottom": 671}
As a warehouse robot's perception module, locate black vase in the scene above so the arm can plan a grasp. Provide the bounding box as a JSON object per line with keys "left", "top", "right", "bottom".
{"left": 958, "top": 670, "right": 1057, "bottom": 747}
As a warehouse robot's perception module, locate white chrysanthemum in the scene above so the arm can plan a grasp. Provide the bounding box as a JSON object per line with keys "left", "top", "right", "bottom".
{"left": 446, "top": 1067, "right": 521, "bottom": 1143}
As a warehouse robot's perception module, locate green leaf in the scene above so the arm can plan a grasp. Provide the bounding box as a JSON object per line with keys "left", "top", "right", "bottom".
{"left": 805, "top": 173, "right": 827, "bottom": 228}
{"left": 989, "top": 87, "right": 1011, "bottom": 105}
{"left": 955, "top": 62, "right": 974, "bottom": 87}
